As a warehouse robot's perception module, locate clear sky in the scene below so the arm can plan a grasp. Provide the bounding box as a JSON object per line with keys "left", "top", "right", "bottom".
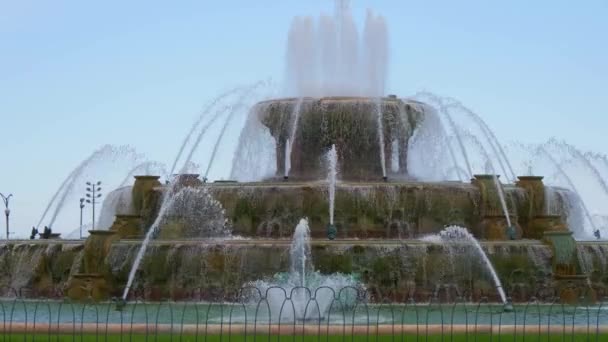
{"left": 1, "top": 0, "right": 607, "bottom": 238}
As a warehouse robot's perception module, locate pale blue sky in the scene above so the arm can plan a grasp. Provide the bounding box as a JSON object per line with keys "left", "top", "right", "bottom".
{"left": 1, "top": 0, "right": 607, "bottom": 237}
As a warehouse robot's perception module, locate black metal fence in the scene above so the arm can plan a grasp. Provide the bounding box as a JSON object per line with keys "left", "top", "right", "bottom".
{"left": 0, "top": 286, "right": 606, "bottom": 340}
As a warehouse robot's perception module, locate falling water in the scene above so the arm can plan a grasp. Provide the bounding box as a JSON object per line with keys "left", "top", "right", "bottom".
{"left": 36, "top": 168, "right": 78, "bottom": 229}
{"left": 285, "top": 0, "right": 387, "bottom": 96}
{"left": 415, "top": 93, "right": 473, "bottom": 178}
{"left": 122, "top": 186, "right": 229, "bottom": 300}
{"left": 576, "top": 245, "right": 594, "bottom": 275}
{"left": 290, "top": 218, "right": 313, "bottom": 287}
{"left": 326, "top": 145, "right": 338, "bottom": 225}
{"left": 406, "top": 101, "right": 461, "bottom": 181}
{"left": 544, "top": 187, "right": 558, "bottom": 215}
{"left": 284, "top": 140, "right": 291, "bottom": 178}
{"left": 169, "top": 86, "right": 243, "bottom": 175}
{"left": 536, "top": 146, "right": 598, "bottom": 235}
{"left": 97, "top": 186, "right": 133, "bottom": 230}
{"left": 38, "top": 145, "right": 140, "bottom": 230}
{"left": 179, "top": 81, "right": 267, "bottom": 177}
{"left": 202, "top": 97, "right": 259, "bottom": 179}
{"left": 284, "top": 98, "right": 304, "bottom": 178}
{"left": 461, "top": 130, "right": 512, "bottom": 227}
{"left": 375, "top": 99, "right": 387, "bottom": 179}
{"left": 585, "top": 151, "right": 608, "bottom": 181}
{"left": 492, "top": 174, "right": 512, "bottom": 228}
{"left": 444, "top": 101, "right": 516, "bottom": 182}
{"left": 122, "top": 191, "right": 177, "bottom": 300}
{"left": 119, "top": 161, "right": 167, "bottom": 187}
{"left": 421, "top": 226, "right": 507, "bottom": 304}
{"left": 553, "top": 139, "right": 608, "bottom": 201}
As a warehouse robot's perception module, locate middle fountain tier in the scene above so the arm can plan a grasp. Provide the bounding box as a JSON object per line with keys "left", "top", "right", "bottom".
{"left": 255, "top": 96, "right": 425, "bottom": 181}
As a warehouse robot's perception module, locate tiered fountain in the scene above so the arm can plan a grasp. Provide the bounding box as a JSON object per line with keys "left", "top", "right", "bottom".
{"left": 56, "top": 94, "right": 598, "bottom": 305}
{"left": 1, "top": 1, "right": 606, "bottom": 309}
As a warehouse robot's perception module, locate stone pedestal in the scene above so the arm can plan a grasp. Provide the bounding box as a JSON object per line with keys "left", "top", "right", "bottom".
{"left": 82, "top": 230, "right": 119, "bottom": 274}
{"left": 110, "top": 214, "right": 143, "bottom": 239}
{"left": 472, "top": 175, "right": 520, "bottom": 239}
{"left": 516, "top": 176, "right": 547, "bottom": 234}
{"left": 527, "top": 215, "right": 567, "bottom": 239}
{"left": 132, "top": 175, "right": 162, "bottom": 230}
{"left": 543, "top": 231, "right": 593, "bottom": 303}
{"left": 472, "top": 175, "right": 507, "bottom": 217}
{"left": 66, "top": 230, "right": 118, "bottom": 301}
{"left": 515, "top": 176, "right": 545, "bottom": 215}
{"left": 132, "top": 175, "right": 162, "bottom": 213}
{"left": 543, "top": 231, "right": 580, "bottom": 274}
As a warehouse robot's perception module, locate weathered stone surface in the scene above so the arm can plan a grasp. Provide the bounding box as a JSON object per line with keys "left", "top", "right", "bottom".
{"left": 0, "top": 241, "right": 83, "bottom": 297}
{"left": 103, "top": 240, "right": 560, "bottom": 302}
{"left": 256, "top": 97, "right": 424, "bottom": 181}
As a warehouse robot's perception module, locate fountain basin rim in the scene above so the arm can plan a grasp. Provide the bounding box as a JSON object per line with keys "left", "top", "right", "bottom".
{"left": 254, "top": 96, "right": 426, "bottom": 105}
{"left": 0, "top": 239, "right": 84, "bottom": 245}
{"left": 516, "top": 176, "right": 544, "bottom": 181}
{"left": 72, "top": 273, "right": 105, "bottom": 279}
{"left": 113, "top": 238, "right": 547, "bottom": 247}
{"left": 543, "top": 231, "right": 573, "bottom": 237}
{"left": 481, "top": 214, "right": 518, "bottom": 218}
{"left": 532, "top": 214, "right": 563, "bottom": 219}
{"left": 198, "top": 180, "right": 476, "bottom": 188}
{"left": 115, "top": 214, "right": 142, "bottom": 219}
{"left": 133, "top": 175, "right": 161, "bottom": 180}
{"left": 88, "top": 230, "right": 118, "bottom": 236}
{"left": 473, "top": 174, "right": 501, "bottom": 180}
{"left": 576, "top": 240, "right": 608, "bottom": 245}
{"left": 553, "top": 274, "right": 588, "bottom": 280}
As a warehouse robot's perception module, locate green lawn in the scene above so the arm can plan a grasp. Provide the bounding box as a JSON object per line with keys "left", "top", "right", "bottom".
{"left": 3, "top": 334, "right": 607, "bottom": 342}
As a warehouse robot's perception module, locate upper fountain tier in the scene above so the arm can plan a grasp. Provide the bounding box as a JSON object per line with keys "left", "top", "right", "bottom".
{"left": 254, "top": 96, "right": 426, "bottom": 181}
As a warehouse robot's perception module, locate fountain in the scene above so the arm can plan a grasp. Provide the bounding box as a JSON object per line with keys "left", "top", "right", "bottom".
{"left": 3, "top": 0, "right": 607, "bottom": 309}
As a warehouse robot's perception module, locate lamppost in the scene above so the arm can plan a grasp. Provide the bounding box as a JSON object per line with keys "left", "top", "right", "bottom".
{"left": 79, "top": 198, "right": 85, "bottom": 239}
{"left": 85, "top": 181, "right": 102, "bottom": 231}
{"left": 0, "top": 193, "right": 12, "bottom": 240}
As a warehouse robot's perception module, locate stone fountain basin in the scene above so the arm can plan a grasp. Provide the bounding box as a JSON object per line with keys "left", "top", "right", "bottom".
{"left": 105, "top": 238, "right": 555, "bottom": 303}
{"left": 251, "top": 96, "right": 425, "bottom": 181}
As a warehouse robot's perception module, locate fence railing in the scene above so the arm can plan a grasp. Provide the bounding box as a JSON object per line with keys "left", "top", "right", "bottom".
{"left": 0, "top": 286, "right": 607, "bottom": 339}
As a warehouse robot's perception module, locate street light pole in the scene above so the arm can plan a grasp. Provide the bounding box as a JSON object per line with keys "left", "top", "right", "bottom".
{"left": 79, "top": 198, "right": 85, "bottom": 239}
{"left": 86, "top": 181, "right": 102, "bottom": 231}
{"left": 0, "top": 193, "right": 12, "bottom": 240}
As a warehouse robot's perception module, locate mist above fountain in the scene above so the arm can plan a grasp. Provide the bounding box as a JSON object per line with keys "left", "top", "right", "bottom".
{"left": 285, "top": 1, "right": 387, "bottom": 97}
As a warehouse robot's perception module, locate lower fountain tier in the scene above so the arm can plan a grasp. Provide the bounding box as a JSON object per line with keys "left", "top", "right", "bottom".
{"left": 149, "top": 181, "right": 572, "bottom": 240}
{"left": 1, "top": 239, "right": 607, "bottom": 302}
